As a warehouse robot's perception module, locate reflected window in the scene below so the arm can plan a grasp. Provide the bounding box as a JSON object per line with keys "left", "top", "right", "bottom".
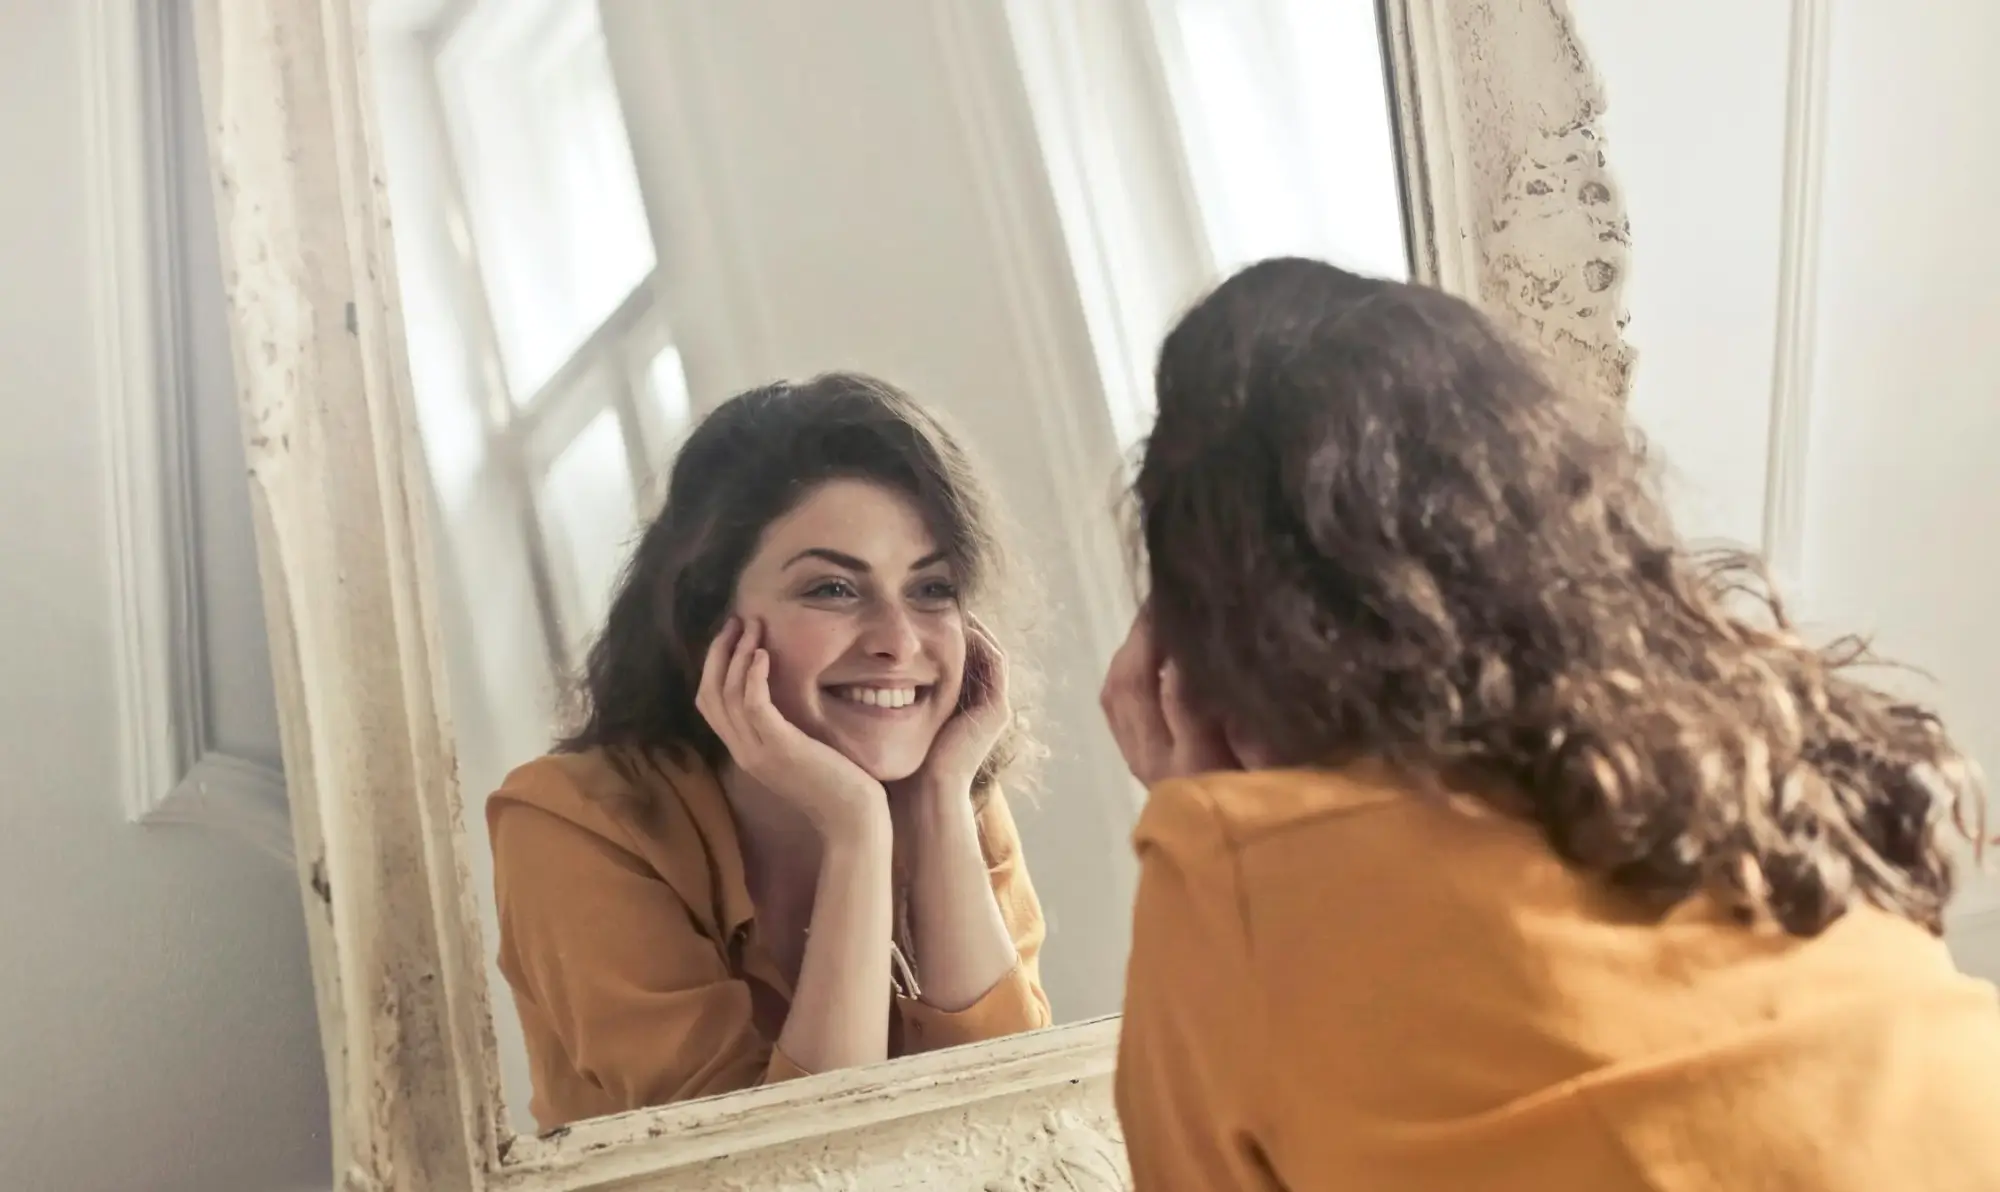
{"left": 538, "top": 407, "right": 639, "bottom": 657}
{"left": 1159, "top": 0, "right": 1409, "bottom": 281}
{"left": 436, "top": 0, "right": 657, "bottom": 399}
{"left": 1009, "top": 0, "right": 1408, "bottom": 453}
{"left": 373, "top": 0, "right": 697, "bottom": 673}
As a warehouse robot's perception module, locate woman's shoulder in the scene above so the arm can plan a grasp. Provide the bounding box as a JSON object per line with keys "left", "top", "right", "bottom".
{"left": 1134, "top": 762, "right": 1414, "bottom": 857}
{"left": 488, "top": 746, "right": 739, "bottom": 940}
{"left": 488, "top": 746, "right": 703, "bottom": 844}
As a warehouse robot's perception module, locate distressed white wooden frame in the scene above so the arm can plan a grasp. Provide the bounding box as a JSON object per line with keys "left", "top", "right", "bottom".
{"left": 86, "top": 0, "right": 293, "bottom": 867}
{"left": 188, "top": 0, "right": 1634, "bottom": 1187}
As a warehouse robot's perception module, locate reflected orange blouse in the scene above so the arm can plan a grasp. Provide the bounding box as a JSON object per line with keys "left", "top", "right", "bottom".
{"left": 1117, "top": 762, "right": 2000, "bottom": 1191}
{"left": 488, "top": 747, "right": 1050, "bottom": 1131}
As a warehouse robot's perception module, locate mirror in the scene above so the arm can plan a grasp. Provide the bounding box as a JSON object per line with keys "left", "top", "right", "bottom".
{"left": 362, "top": 0, "right": 1408, "bottom": 1137}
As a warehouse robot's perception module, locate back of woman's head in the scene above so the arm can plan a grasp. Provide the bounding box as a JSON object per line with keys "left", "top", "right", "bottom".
{"left": 1138, "top": 256, "right": 1982, "bottom": 936}
{"left": 563, "top": 371, "right": 1034, "bottom": 791}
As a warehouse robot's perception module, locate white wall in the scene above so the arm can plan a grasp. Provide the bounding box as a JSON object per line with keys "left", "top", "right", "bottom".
{"left": 0, "top": 3, "right": 328, "bottom": 1189}
{"left": 1572, "top": 0, "right": 2000, "bottom": 976}
{"left": 1567, "top": 0, "right": 1792, "bottom": 550}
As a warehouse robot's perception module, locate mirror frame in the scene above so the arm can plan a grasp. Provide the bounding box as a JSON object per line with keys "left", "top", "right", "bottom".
{"left": 190, "top": 0, "right": 1634, "bottom": 1186}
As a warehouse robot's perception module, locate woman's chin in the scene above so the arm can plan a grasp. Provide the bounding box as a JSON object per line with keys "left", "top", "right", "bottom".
{"left": 830, "top": 736, "right": 936, "bottom": 787}
{"left": 855, "top": 751, "right": 930, "bottom": 786}
{"left": 799, "top": 713, "right": 936, "bottom": 785}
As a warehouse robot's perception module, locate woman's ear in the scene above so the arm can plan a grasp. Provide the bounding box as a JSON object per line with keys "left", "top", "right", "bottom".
{"left": 1224, "top": 717, "right": 1277, "bottom": 771}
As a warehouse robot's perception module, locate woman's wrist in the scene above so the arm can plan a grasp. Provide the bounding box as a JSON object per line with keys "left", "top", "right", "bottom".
{"left": 815, "top": 793, "right": 894, "bottom": 854}
{"left": 896, "top": 774, "right": 979, "bottom": 833}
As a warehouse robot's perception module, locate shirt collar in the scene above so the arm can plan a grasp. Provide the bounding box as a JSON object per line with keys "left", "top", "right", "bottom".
{"left": 631, "top": 748, "right": 758, "bottom": 942}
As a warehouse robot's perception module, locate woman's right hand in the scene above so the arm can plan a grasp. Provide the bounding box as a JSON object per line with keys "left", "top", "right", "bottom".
{"left": 697, "top": 617, "right": 888, "bottom": 840}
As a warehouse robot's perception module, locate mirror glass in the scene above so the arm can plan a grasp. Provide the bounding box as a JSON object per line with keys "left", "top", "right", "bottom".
{"left": 366, "top": 0, "right": 1408, "bottom": 1137}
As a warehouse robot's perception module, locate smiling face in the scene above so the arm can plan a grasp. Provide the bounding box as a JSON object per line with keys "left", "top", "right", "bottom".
{"left": 730, "top": 478, "right": 967, "bottom": 782}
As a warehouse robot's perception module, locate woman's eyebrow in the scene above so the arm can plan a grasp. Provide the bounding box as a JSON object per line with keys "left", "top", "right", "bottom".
{"left": 783, "top": 547, "right": 870, "bottom": 572}
{"left": 781, "top": 548, "right": 950, "bottom": 573}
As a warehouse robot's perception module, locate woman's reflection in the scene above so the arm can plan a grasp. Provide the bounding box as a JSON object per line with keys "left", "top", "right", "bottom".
{"left": 487, "top": 374, "right": 1051, "bottom": 1131}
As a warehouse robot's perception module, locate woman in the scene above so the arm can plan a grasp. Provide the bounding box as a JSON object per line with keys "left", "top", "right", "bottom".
{"left": 1104, "top": 258, "right": 2000, "bottom": 1190}
{"left": 489, "top": 373, "right": 1051, "bottom": 1131}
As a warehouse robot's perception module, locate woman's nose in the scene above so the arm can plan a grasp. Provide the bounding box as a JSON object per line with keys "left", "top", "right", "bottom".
{"left": 859, "top": 602, "right": 922, "bottom": 659}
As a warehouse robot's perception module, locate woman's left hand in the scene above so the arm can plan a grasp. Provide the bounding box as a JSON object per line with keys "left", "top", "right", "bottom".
{"left": 1101, "top": 609, "right": 1241, "bottom": 786}
{"left": 898, "top": 616, "right": 1011, "bottom": 803}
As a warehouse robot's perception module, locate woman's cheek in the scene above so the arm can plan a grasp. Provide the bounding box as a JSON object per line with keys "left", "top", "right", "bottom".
{"left": 763, "top": 614, "right": 845, "bottom": 698}
{"left": 752, "top": 624, "right": 813, "bottom": 710}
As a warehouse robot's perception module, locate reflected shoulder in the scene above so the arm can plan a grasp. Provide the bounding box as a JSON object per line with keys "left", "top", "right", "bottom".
{"left": 488, "top": 747, "right": 677, "bottom": 841}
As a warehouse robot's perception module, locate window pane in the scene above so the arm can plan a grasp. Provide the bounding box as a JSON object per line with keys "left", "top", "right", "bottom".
{"left": 645, "top": 344, "right": 693, "bottom": 433}
{"left": 1166, "top": 0, "right": 1407, "bottom": 279}
{"left": 439, "top": 0, "right": 657, "bottom": 400}
{"left": 371, "top": 32, "right": 493, "bottom": 511}
{"left": 635, "top": 343, "right": 694, "bottom": 508}
{"left": 538, "top": 409, "right": 639, "bottom": 653}
{"left": 1171, "top": 0, "right": 1309, "bottom": 270}
{"left": 1275, "top": 0, "right": 1407, "bottom": 279}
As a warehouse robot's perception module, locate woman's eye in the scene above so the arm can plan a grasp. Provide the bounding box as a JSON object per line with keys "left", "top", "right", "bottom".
{"left": 912, "top": 579, "right": 960, "bottom": 605}
{"left": 803, "top": 578, "right": 859, "bottom": 600}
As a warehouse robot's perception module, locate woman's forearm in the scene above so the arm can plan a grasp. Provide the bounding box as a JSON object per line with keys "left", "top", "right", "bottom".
{"left": 775, "top": 814, "right": 895, "bottom": 1074}
{"left": 902, "top": 789, "right": 1019, "bottom": 1011}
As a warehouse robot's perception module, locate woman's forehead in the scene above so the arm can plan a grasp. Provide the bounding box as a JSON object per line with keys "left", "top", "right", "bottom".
{"left": 749, "top": 479, "right": 945, "bottom": 575}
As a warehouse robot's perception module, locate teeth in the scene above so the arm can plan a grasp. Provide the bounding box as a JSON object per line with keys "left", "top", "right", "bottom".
{"left": 836, "top": 686, "right": 919, "bottom": 709}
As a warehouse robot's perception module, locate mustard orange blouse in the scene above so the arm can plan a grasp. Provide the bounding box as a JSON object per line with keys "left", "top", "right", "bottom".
{"left": 488, "top": 747, "right": 1050, "bottom": 1131}
{"left": 1117, "top": 762, "right": 2000, "bottom": 1191}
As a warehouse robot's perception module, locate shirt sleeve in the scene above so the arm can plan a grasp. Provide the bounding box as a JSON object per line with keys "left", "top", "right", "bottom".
{"left": 1117, "top": 779, "right": 1279, "bottom": 1191}
{"left": 897, "top": 786, "right": 1054, "bottom": 1052}
{"left": 489, "top": 798, "right": 806, "bottom": 1125}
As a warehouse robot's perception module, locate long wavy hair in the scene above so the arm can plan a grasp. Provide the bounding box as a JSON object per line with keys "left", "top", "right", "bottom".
{"left": 561, "top": 371, "right": 1039, "bottom": 799}
{"left": 1135, "top": 257, "right": 1984, "bottom": 937}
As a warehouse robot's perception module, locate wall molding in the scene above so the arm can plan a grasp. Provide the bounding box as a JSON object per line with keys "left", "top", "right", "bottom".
{"left": 1761, "top": 0, "right": 1832, "bottom": 589}
{"left": 1750, "top": 2, "right": 2000, "bottom": 935}
{"left": 84, "top": 0, "right": 291, "bottom": 865}
{"left": 151, "top": 752, "right": 296, "bottom": 865}
{"left": 85, "top": 0, "right": 194, "bottom": 818}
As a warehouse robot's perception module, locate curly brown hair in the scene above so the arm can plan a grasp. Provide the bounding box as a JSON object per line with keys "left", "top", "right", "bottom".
{"left": 561, "top": 371, "right": 1041, "bottom": 799}
{"left": 1136, "top": 257, "right": 1984, "bottom": 937}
